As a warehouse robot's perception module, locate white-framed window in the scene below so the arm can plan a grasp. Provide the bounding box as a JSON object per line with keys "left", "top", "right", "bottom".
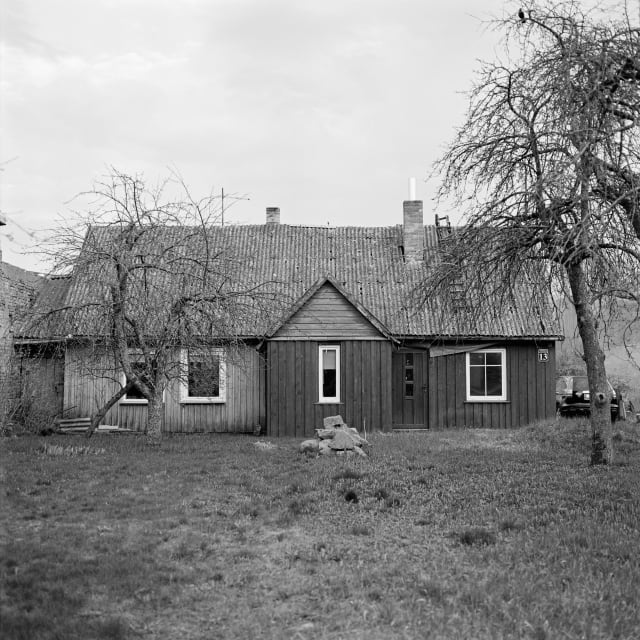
{"left": 120, "top": 361, "right": 152, "bottom": 404}
{"left": 466, "top": 349, "right": 507, "bottom": 402}
{"left": 319, "top": 345, "right": 340, "bottom": 403}
{"left": 180, "top": 348, "right": 226, "bottom": 404}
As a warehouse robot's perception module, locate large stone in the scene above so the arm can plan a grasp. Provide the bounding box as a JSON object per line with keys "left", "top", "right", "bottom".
{"left": 316, "top": 428, "right": 337, "bottom": 439}
{"left": 299, "top": 439, "right": 319, "bottom": 454}
{"left": 341, "top": 427, "right": 367, "bottom": 446}
{"left": 353, "top": 445, "right": 368, "bottom": 457}
{"left": 328, "top": 429, "right": 356, "bottom": 450}
{"left": 318, "top": 440, "right": 333, "bottom": 455}
{"left": 325, "top": 425, "right": 367, "bottom": 447}
{"left": 323, "top": 415, "right": 346, "bottom": 428}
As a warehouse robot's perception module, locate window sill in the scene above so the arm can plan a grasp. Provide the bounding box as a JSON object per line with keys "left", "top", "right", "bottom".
{"left": 120, "top": 399, "right": 148, "bottom": 405}
{"left": 180, "top": 398, "right": 226, "bottom": 404}
{"left": 464, "top": 400, "right": 511, "bottom": 404}
{"left": 315, "top": 401, "right": 343, "bottom": 405}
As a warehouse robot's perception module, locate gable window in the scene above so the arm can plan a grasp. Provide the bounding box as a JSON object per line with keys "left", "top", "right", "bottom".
{"left": 122, "top": 361, "right": 152, "bottom": 404}
{"left": 319, "top": 345, "right": 340, "bottom": 403}
{"left": 180, "top": 348, "right": 226, "bottom": 403}
{"left": 466, "top": 349, "right": 507, "bottom": 402}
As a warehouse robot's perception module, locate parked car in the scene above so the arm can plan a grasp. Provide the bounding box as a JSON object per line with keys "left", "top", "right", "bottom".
{"left": 556, "top": 375, "right": 619, "bottom": 420}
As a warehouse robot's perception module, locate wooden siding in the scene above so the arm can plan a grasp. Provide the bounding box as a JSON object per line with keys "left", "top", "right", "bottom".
{"left": 163, "top": 348, "right": 265, "bottom": 433}
{"left": 266, "top": 340, "right": 392, "bottom": 437}
{"left": 12, "top": 348, "right": 65, "bottom": 420}
{"left": 63, "top": 347, "right": 122, "bottom": 423}
{"left": 421, "top": 341, "right": 556, "bottom": 429}
{"left": 273, "top": 282, "right": 385, "bottom": 340}
{"left": 63, "top": 344, "right": 266, "bottom": 433}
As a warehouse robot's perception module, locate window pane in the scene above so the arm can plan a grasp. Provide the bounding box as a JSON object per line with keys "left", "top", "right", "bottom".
{"left": 320, "top": 347, "right": 339, "bottom": 401}
{"left": 405, "top": 368, "right": 414, "bottom": 382}
{"left": 188, "top": 354, "right": 220, "bottom": 397}
{"left": 468, "top": 350, "right": 506, "bottom": 400}
{"left": 486, "top": 366, "right": 503, "bottom": 396}
{"left": 323, "top": 349, "right": 336, "bottom": 370}
{"left": 469, "top": 367, "right": 485, "bottom": 396}
{"left": 127, "top": 363, "right": 149, "bottom": 399}
{"left": 405, "top": 382, "right": 414, "bottom": 397}
{"left": 323, "top": 369, "right": 337, "bottom": 398}
{"left": 469, "top": 352, "right": 485, "bottom": 366}
{"left": 405, "top": 354, "right": 414, "bottom": 367}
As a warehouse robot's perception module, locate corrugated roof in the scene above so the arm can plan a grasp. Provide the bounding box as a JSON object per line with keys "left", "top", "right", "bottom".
{"left": 13, "top": 276, "right": 71, "bottom": 339}
{"left": 1, "top": 262, "right": 42, "bottom": 289}
{"left": 17, "top": 223, "right": 560, "bottom": 340}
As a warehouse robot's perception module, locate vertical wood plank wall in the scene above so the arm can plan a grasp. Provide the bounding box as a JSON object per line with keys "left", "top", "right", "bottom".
{"left": 13, "top": 350, "right": 65, "bottom": 418}
{"left": 266, "top": 340, "right": 392, "bottom": 437}
{"left": 63, "top": 346, "right": 121, "bottom": 422}
{"left": 163, "top": 347, "right": 265, "bottom": 433}
{"left": 425, "top": 341, "right": 556, "bottom": 429}
{"left": 63, "top": 339, "right": 555, "bottom": 434}
{"left": 64, "top": 344, "right": 266, "bottom": 433}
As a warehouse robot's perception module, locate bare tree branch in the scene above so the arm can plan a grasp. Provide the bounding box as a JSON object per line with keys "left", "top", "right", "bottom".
{"left": 423, "top": 0, "right": 640, "bottom": 465}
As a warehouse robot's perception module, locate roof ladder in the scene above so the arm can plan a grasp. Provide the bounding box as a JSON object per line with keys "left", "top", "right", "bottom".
{"left": 449, "top": 275, "right": 468, "bottom": 313}
{"left": 434, "top": 214, "right": 452, "bottom": 243}
{"left": 434, "top": 215, "right": 467, "bottom": 312}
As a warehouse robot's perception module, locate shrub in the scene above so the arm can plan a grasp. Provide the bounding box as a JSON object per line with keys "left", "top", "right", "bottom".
{"left": 457, "top": 527, "right": 497, "bottom": 546}
{"left": 332, "top": 468, "right": 364, "bottom": 481}
{"left": 344, "top": 489, "right": 359, "bottom": 503}
{"left": 498, "top": 517, "right": 525, "bottom": 532}
{"left": 373, "top": 487, "right": 389, "bottom": 501}
{"left": 350, "top": 524, "right": 371, "bottom": 536}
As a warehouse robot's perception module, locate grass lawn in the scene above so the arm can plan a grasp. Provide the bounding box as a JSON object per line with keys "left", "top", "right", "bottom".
{"left": 2, "top": 419, "right": 640, "bottom": 640}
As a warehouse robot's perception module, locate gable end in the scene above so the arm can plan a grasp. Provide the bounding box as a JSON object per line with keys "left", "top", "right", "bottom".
{"left": 272, "top": 282, "right": 386, "bottom": 340}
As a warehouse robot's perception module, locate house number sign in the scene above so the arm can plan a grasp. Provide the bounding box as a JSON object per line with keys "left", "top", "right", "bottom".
{"left": 537, "top": 349, "right": 549, "bottom": 363}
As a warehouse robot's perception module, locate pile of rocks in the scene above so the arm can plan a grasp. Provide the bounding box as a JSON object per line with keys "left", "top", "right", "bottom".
{"left": 299, "top": 415, "right": 368, "bottom": 457}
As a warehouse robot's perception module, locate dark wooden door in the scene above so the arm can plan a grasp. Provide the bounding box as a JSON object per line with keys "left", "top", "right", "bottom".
{"left": 392, "top": 351, "right": 428, "bottom": 428}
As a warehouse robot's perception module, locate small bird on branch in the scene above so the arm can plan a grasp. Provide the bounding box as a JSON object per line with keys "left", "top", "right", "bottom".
{"left": 518, "top": 8, "right": 526, "bottom": 23}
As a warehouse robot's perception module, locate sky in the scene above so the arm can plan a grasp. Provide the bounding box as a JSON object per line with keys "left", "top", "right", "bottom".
{"left": 0, "top": 0, "right": 598, "bottom": 271}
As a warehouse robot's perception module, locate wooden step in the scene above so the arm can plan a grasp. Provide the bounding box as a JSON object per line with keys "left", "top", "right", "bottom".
{"left": 55, "top": 418, "right": 92, "bottom": 428}
{"left": 53, "top": 417, "right": 134, "bottom": 434}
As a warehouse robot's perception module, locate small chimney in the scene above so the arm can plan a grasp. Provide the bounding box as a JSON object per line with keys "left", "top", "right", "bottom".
{"left": 403, "top": 179, "right": 423, "bottom": 263}
{"left": 266, "top": 207, "right": 280, "bottom": 225}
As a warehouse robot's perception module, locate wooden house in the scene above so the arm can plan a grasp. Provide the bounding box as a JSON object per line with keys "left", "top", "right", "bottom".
{"left": 14, "top": 199, "right": 561, "bottom": 435}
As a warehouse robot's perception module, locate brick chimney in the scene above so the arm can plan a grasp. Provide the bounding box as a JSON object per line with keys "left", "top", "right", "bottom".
{"left": 266, "top": 207, "right": 280, "bottom": 225}
{"left": 402, "top": 200, "right": 424, "bottom": 263}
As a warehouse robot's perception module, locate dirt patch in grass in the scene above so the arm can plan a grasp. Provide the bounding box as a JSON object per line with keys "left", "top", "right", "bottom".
{"left": 2, "top": 425, "right": 640, "bottom": 639}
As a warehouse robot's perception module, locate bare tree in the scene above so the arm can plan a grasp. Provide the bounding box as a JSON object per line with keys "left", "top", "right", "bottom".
{"left": 35, "top": 169, "right": 281, "bottom": 443}
{"left": 424, "top": 1, "right": 640, "bottom": 464}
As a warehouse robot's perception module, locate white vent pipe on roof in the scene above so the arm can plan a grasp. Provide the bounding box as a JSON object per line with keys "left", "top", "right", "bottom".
{"left": 408, "top": 177, "right": 417, "bottom": 201}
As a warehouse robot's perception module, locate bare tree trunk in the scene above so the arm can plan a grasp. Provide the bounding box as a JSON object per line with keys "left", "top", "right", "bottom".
{"left": 85, "top": 380, "right": 135, "bottom": 439}
{"left": 146, "top": 393, "right": 164, "bottom": 445}
{"left": 566, "top": 261, "right": 613, "bottom": 465}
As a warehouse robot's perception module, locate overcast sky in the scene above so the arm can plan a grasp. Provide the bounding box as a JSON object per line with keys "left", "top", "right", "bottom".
{"left": 0, "top": 0, "right": 602, "bottom": 271}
